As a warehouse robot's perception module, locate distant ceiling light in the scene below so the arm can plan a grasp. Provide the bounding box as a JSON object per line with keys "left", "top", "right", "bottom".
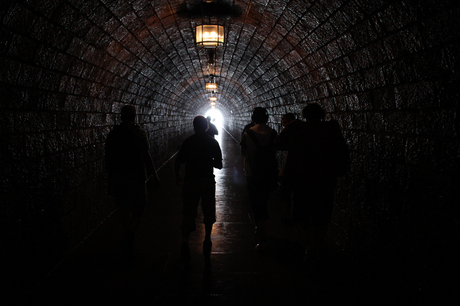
{"left": 207, "top": 63, "right": 215, "bottom": 76}
{"left": 206, "top": 82, "right": 217, "bottom": 91}
{"left": 210, "top": 96, "right": 217, "bottom": 102}
{"left": 196, "top": 25, "right": 224, "bottom": 48}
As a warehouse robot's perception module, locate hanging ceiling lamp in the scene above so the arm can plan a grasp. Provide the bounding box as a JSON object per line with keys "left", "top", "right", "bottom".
{"left": 196, "top": 24, "right": 224, "bottom": 48}
{"left": 206, "top": 82, "right": 217, "bottom": 91}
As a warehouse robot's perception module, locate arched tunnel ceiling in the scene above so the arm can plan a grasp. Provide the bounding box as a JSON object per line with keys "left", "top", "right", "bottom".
{"left": 143, "top": 0, "right": 348, "bottom": 116}
{"left": 6, "top": 0, "right": 389, "bottom": 118}
{"left": 83, "top": 0, "right": 316, "bottom": 117}
{"left": 5, "top": 0, "right": 447, "bottom": 119}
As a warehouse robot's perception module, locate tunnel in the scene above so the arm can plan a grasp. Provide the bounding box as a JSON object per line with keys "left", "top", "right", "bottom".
{"left": 1, "top": 0, "right": 459, "bottom": 304}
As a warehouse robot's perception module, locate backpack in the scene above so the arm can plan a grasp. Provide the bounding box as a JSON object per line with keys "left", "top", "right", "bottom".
{"left": 246, "top": 129, "right": 278, "bottom": 185}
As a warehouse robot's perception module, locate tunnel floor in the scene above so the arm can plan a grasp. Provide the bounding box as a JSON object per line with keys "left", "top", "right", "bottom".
{"left": 23, "top": 130, "right": 422, "bottom": 305}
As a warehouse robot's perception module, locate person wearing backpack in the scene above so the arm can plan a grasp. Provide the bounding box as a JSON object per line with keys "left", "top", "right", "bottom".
{"left": 275, "top": 103, "right": 349, "bottom": 263}
{"left": 240, "top": 107, "right": 278, "bottom": 251}
{"left": 175, "top": 116, "right": 223, "bottom": 268}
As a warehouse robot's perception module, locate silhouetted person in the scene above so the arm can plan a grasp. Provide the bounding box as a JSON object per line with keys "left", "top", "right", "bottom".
{"left": 275, "top": 103, "right": 348, "bottom": 262}
{"left": 175, "top": 116, "right": 223, "bottom": 267}
{"left": 278, "top": 113, "right": 296, "bottom": 225}
{"left": 206, "top": 116, "right": 219, "bottom": 138}
{"left": 105, "top": 105, "right": 160, "bottom": 254}
{"left": 240, "top": 107, "right": 278, "bottom": 251}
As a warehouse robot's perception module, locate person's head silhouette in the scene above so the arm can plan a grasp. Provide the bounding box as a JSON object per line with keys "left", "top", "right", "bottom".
{"left": 193, "top": 115, "right": 208, "bottom": 133}
{"left": 302, "top": 103, "right": 325, "bottom": 121}
{"left": 121, "top": 105, "right": 136, "bottom": 123}
{"left": 251, "top": 107, "right": 269, "bottom": 124}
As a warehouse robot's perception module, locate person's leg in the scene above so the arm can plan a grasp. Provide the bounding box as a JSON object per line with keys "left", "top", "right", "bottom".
{"left": 119, "top": 193, "right": 146, "bottom": 252}
{"left": 201, "top": 179, "right": 216, "bottom": 243}
{"left": 285, "top": 187, "right": 294, "bottom": 223}
{"left": 201, "top": 179, "right": 216, "bottom": 266}
{"left": 310, "top": 184, "right": 335, "bottom": 255}
{"left": 279, "top": 180, "right": 293, "bottom": 224}
{"left": 256, "top": 191, "right": 270, "bottom": 244}
{"left": 292, "top": 188, "right": 313, "bottom": 257}
{"left": 121, "top": 208, "right": 132, "bottom": 234}
{"left": 247, "top": 178, "right": 262, "bottom": 244}
{"left": 254, "top": 182, "right": 272, "bottom": 251}
{"left": 120, "top": 207, "right": 134, "bottom": 250}
{"left": 255, "top": 219, "right": 267, "bottom": 244}
{"left": 311, "top": 224, "right": 327, "bottom": 253}
{"left": 296, "top": 221, "right": 311, "bottom": 251}
{"left": 180, "top": 181, "right": 200, "bottom": 263}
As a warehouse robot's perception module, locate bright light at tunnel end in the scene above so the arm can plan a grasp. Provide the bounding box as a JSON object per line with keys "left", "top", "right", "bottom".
{"left": 205, "top": 108, "right": 224, "bottom": 131}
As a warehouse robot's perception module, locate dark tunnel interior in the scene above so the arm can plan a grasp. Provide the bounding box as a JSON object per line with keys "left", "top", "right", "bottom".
{"left": 1, "top": 0, "right": 459, "bottom": 303}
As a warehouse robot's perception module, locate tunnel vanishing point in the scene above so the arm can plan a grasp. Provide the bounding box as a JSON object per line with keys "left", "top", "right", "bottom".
{"left": 1, "top": 0, "right": 459, "bottom": 302}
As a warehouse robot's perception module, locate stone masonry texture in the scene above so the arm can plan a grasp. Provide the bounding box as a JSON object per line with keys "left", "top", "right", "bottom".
{"left": 0, "top": 0, "right": 459, "bottom": 298}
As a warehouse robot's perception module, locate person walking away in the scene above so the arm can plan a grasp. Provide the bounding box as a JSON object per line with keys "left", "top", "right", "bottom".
{"left": 275, "top": 103, "right": 348, "bottom": 263}
{"left": 240, "top": 107, "right": 278, "bottom": 251}
{"left": 105, "top": 105, "right": 160, "bottom": 256}
{"left": 206, "top": 116, "right": 219, "bottom": 138}
{"left": 175, "top": 116, "right": 223, "bottom": 268}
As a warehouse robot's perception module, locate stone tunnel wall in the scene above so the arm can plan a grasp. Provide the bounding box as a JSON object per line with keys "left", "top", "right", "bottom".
{"left": 1, "top": 0, "right": 459, "bottom": 298}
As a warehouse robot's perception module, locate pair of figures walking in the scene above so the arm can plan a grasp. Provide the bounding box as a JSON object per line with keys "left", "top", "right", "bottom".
{"left": 106, "top": 108, "right": 222, "bottom": 268}
{"left": 241, "top": 104, "right": 348, "bottom": 260}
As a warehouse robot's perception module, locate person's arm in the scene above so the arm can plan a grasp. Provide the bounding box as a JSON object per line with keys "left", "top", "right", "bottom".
{"left": 213, "top": 141, "right": 223, "bottom": 169}
{"left": 213, "top": 158, "right": 223, "bottom": 170}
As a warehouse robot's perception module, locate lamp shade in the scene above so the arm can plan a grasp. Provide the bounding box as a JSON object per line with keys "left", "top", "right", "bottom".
{"left": 206, "top": 82, "right": 217, "bottom": 91}
{"left": 196, "top": 25, "right": 224, "bottom": 48}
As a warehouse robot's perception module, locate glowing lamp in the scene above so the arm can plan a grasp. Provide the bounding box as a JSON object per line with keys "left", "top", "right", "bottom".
{"left": 196, "top": 25, "right": 224, "bottom": 48}
{"left": 206, "top": 82, "right": 217, "bottom": 91}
